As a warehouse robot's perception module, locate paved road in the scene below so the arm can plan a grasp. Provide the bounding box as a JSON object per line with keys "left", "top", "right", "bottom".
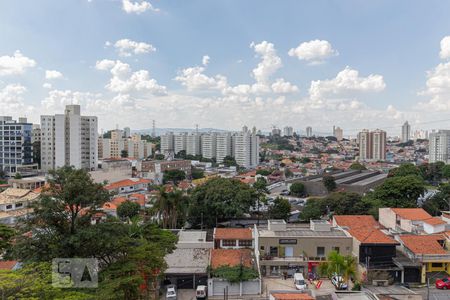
{"left": 411, "top": 287, "right": 450, "bottom": 300}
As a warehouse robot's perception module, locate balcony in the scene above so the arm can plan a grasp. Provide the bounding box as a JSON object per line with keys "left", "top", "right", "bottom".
{"left": 260, "top": 255, "right": 327, "bottom": 263}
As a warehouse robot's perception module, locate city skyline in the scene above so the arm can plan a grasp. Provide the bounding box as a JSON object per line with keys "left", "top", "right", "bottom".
{"left": 1, "top": 1, "right": 450, "bottom": 134}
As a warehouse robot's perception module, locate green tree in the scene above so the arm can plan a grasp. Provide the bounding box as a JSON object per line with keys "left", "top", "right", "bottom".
{"left": 256, "top": 169, "right": 272, "bottom": 176}
{"left": 223, "top": 155, "right": 238, "bottom": 167}
{"left": 120, "top": 150, "right": 128, "bottom": 158}
{"left": 117, "top": 201, "right": 141, "bottom": 220}
{"left": 349, "top": 162, "right": 366, "bottom": 171}
{"left": 212, "top": 265, "right": 258, "bottom": 283}
{"left": 366, "top": 175, "right": 425, "bottom": 208}
{"left": 323, "top": 175, "right": 337, "bottom": 192}
{"left": 188, "top": 178, "right": 257, "bottom": 228}
{"left": 14, "top": 172, "right": 22, "bottom": 179}
{"left": 290, "top": 182, "right": 305, "bottom": 197}
{"left": 268, "top": 197, "right": 291, "bottom": 221}
{"left": 0, "top": 224, "right": 14, "bottom": 254}
{"left": 318, "top": 251, "right": 356, "bottom": 289}
{"left": 153, "top": 188, "right": 188, "bottom": 229}
{"left": 175, "top": 150, "right": 186, "bottom": 159}
{"left": 388, "top": 163, "right": 419, "bottom": 178}
{"left": 418, "top": 162, "right": 445, "bottom": 183}
{"left": 191, "top": 168, "right": 205, "bottom": 180}
{"left": 163, "top": 169, "right": 186, "bottom": 184}
{"left": 154, "top": 153, "right": 165, "bottom": 160}
{"left": 443, "top": 165, "right": 450, "bottom": 179}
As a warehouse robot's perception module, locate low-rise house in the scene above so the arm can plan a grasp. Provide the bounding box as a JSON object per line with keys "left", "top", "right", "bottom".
{"left": 8, "top": 176, "right": 46, "bottom": 190}
{"left": 269, "top": 291, "right": 314, "bottom": 300}
{"left": 0, "top": 260, "right": 21, "bottom": 271}
{"left": 104, "top": 178, "right": 151, "bottom": 195}
{"left": 136, "top": 160, "right": 192, "bottom": 184}
{"left": 379, "top": 208, "right": 446, "bottom": 234}
{"left": 214, "top": 228, "right": 254, "bottom": 249}
{"left": 333, "top": 215, "right": 401, "bottom": 284}
{"left": 257, "top": 220, "right": 352, "bottom": 277}
{"left": 0, "top": 188, "right": 40, "bottom": 225}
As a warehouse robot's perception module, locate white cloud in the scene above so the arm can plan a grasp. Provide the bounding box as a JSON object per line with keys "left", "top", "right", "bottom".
{"left": 0, "top": 51, "right": 36, "bottom": 76}
{"left": 43, "top": 83, "right": 52, "bottom": 89}
{"left": 95, "top": 59, "right": 167, "bottom": 95}
{"left": 416, "top": 61, "right": 450, "bottom": 110}
{"left": 175, "top": 65, "right": 227, "bottom": 91}
{"left": 309, "top": 66, "right": 386, "bottom": 100}
{"left": 250, "top": 41, "right": 282, "bottom": 84}
{"left": 114, "top": 39, "right": 156, "bottom": 57}
{"left": 440, "top": 36, "right": 450, "bottom": 60}
{"left": 122, "top": 0, "right": 159, "bottom": 14}
{"left": 271, "top": 78, "right": 299, "bottom": 94}
{"left": 288, "top": 40, "right": 338, "bottom": 64}
{"left": 45, "top": 70, "right": 63, "bottom": 80}
{"left": 202, "top": 55, "right": 210, "bottom": 66}
{"left": 0, "top": 84, "right": 34, "bottom": 115}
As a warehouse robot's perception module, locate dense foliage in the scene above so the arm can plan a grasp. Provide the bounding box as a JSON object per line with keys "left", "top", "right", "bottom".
{"left": 323, "top": 175, "right": 337, "bottom": 192}
{"left": 349, "top": 162, "right": 366, "bottom": 171}
{"left": 163, "top": 169, "right": 186, "bottom": 184}
{"left": 268, "top": 197, "right": 291, "bottom": 221}
{"left": 289, "top": 182, "right": 305, "bottom": 197}
{"left": 117, "top": 200, "right": 141, "bottom": 220}
{"left": 212, "top": 265, "right": 259, "bottom": 283}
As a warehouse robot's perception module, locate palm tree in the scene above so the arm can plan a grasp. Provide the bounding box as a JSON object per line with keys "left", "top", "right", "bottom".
{"left": 318, "top": 251, "right": 356, "bottom": 289}
{"left": 153, "top": 187, "right": 188, "bottom": 229}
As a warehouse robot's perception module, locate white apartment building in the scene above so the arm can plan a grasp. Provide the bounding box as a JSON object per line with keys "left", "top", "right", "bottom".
{"left": 31, "top": 125, "right": 41, "bottom": 144}
{"left": 160, "top": 132, "right": 174, "bottom": 153}
{"left": 99, "top": 133, "right": 152, "bottom": 160}
{"left": 186, "top": 133, "right": 201, "bottom": 156}
{"left": 174, "top": 133, "right": 187, "bottom": 155}
{"left": 216, "top": 132, "right": 232, "bottom": 163}
{"left": 283, "top": 126, "right": 293, "bottom": 137}
{"left": 334, "top": 126, "right": 343, "bottom": 141}
{"left": 401, "top": 121, "right": 411, "bottom": 143}
{"left": 233, "top": 127, "right": 259, "bottom": 169}
{"left": 306, "top": 126, "right": 312, "bottom": 137}
{"left": 358, "top": 129, "right": 371, "bottom": 160}
{"left": 201, "top": 133, "right": 217, "bottom": 160}
{"left": 429, "top": 130, "right": 450, "bottom": 163}
{"left": 41, "top": 105, "right": 98, "bottom": 171}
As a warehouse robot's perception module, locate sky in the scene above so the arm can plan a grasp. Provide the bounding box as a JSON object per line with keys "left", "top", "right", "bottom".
{"left": 1, "top": 0, "right": 450, "bottom": 136}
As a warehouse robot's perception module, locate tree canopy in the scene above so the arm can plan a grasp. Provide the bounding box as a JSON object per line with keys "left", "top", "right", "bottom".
{"left": 117, "top": 200, "right": 141, "bottom": 220}
{"left": 268, "top": 197, "right": 291, "bottom": 221}
{"left": 323, "top": 175, "right": 337, "bottom": 192}
{"left": 188, "top": 178, "right": 257, "bottom": 227}
{"left": 163, "top": 169, "right": 186, "bottom": 184}
{"left": 349, "top": 162, "right": 366, "bottom": 171}
{"left": 290, "top": 182, "right": 305, "bottom": 197}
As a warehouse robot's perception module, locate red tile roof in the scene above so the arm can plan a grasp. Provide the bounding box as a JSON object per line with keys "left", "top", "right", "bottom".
{"left": 400, "top": 235, "right": 447, "bottom": 255}
{"left": 348, "top": 227, "right": 398, "bottom": 245}
{"left": 391, "top": 208, "right": 432, "bottom": 221}
{"left": 210, "top": 249, "right": 252, "bottom": 269}
{"left": 105, "top": 178, "right": 151, "bottom": 190}
{"left": 424, "top": 217, "right": 447, "bottom": 226}
{"left": 0, "top": 260, "right": 19, "bottom": 270}
{"left": 215, "top": 228, "right": 252, "bottom": 240}
{"left": 334, "top": 215, "right": 379, "bottom": 229}
{"left": 271, "top": 293, "right": 314, "bottom": 300}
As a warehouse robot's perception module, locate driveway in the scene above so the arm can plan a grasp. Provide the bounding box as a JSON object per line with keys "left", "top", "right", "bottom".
{"left": 411, "top": 286, "right": 450, "bottom": 300}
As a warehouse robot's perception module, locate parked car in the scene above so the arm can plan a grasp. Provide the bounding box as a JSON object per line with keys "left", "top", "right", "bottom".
{"left": 331, "top": 274, "right": 348, "bottom": 290}
{"left": 166, "top": 285, "right": 177, "bottom": 300}
{"left": 293, "top": 273, "right": 307, "bottom": 290}
{"left": 436, "top": 277, "right": 450, "bottom": 289}
{"left": 196, "top": 285, "right": 208, "bottom": 299}
{"left": 280, "top": 190, "right": 290, "bottom": 196}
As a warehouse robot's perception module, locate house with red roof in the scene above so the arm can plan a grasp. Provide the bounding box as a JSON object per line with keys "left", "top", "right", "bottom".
{"left": 379, "top": 207, "right": 447, "bottom": 234}
{"left": 104, "top": 178, "right": 151, "bottom": 195}
{"left": 213, "top": 228, "right": 254, "bottom": 249}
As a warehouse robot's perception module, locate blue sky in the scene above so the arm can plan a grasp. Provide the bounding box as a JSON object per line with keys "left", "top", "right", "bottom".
{"left": 1, "top": 0, "right": 450, "bottom": 136}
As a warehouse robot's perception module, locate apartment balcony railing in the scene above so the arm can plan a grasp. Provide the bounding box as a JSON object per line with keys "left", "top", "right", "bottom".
{"left": 260, "top": 255, "right": 327, "bottom": 262}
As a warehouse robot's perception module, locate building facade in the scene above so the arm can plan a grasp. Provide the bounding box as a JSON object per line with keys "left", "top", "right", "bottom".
{"left": 233, "top": 128, "right": 259, "bottom": 169}
{"left": 201, "top": 133, "right": 217, "bottom": 160}
{"left": 429, "top": 130, "right": 450, "bottom": 164}
{"left": 41, "top": 104, "right": 98, "bottom": 171}
{"left": 334, "top": 126, "right": 343, "bottom": 141}
{"left": 358, "top": 129, "right": 386, "bottom": 161}
{"left": 306, "top": 126, "right": 312, "bottom": 137}
{"left": 0, "top": 117, "right": 33, "bottom": 175}
{"left": 401, "top": 121, "right": 411, "bottom": 143}
{"left": 160, "top": 132, "right": 175, "bottom": 153}
{"left": 186, "top": 133, "right": 201, "bottom": 156}
{"left": 216, "top": 132, "right": 232, "bottom": 163}
{"left": 283, "top": 126, "right": 293, "bottom": 137}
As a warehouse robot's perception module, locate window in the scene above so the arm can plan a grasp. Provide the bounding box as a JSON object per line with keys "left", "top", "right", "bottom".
{"left": 6, "top": 204, "right": 13, "bottom": 210}
{"left": 432, "top": 263, "right": 443, "bottom": 268}
{"left": 222, "top": 240, "right": 236, "bottom": 247}
{"left": 15, "top": 203, "right": 23, "bottom": 208}
{"left": 317, "top": 247, "right": 325, "bottom": 257}
{"left": 238, "top": 239, "right": 252, "bottom": 247}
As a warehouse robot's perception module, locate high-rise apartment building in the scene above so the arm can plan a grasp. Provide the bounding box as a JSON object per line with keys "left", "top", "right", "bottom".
{"left": 31, "top": 125, "right": 41, "bottom": 144}
{"left": 41, "top": 105, "right": 98, "bottom": 171}
{"left": 174, "top": 133, "right": 187, "bottom": 155}
{"left": 99, "top": 133, "right": 152, "bottom": 160}
{"left": 401, "top": 121, "right": 411, "bottom": 143}
{"left": 357, "top": 129, "right": 386, "bottom": 161}
{"left": 216, "top": 132, "right": 232, "bottom": 163}
{"left": 0, "top": 117, "right": 33, "bottom": 174}
{"left": 429, "top": 130, "right": 450, "bottom": 163}
{"left": 334, "top": 126, "right": 343, "bottom": 141}
{"left": 186, "top": 133, "right": 201, "bottom": 156}
{"left": 201, "top": 133, "right": 217, "bottom": 160}
{"left": 123, "top": 127, "right": 131, "bottom": 138}
{"left": 283, "top": 126, "right": 294, "bottom": 137}
{"left": 160, "top": 132, "right": 174, "bottom": 153}
{"left": 306, "top": 126, "right": 313, "bottom": 137}
{"left": 233, "top": 127, "right": 259, "bottom": 169}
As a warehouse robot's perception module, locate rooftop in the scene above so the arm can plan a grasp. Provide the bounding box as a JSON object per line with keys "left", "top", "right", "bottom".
{"left": 104, "top": 178, "right": 151, "bottom": 190}
{"left": 210, "top": 249, "right": 253, "bottom": 269}
{"left": 400, "top": 234, "right": 447, "bottom": 255}
{"left": 165, "top": 248, "right": 209, "bottom": 274}
{"left": 0, "top": 188, "right": 39, "bottom": 205}
{"left": 391, "top": 208, "right": 432, "bottom": 221}
{"left": 348, "top": 227, "right": 398, "bottom": 245}
{"left": 271, "top": 293, "right": 314, "bottom": 300}
{"left": 215, "top": 228, "right": 252, "bottom": 240}
{"left": 258, "top": 227, "right": 347, "bottom": 238}
{"left": 334, "top": 215, "right": 379, "bottom": 229}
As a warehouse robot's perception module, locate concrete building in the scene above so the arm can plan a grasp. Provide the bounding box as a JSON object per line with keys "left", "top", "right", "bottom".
{"left": 31, "top": 125, "right": 41, "bottom": 144}
{"left": 334, "top": 126, "right": 343, "bottom": 141}
{"left": 306, "top": 126, "right": 312, "bottom": 137}
{"left": 99, "top": 136, "right": 152, "bottom": 160}
{"left": 186, "top": 133, "right": 201, "bottom": 156}
{"left": 160, "top": 132, "right": 175, "bottom": 153}
{"left": 136, "top": 159, "right": 192, "bottom": 184}
{"left": 201, "top": 133, "right": 217, "bottom": 160}
{"left": 89, "top": 158, "right": 132, "bottom": 184}
{"left": 174, "top": 133, "right": 187, "bottom": 155}
{"left": 282, "top": 126, "right": 293, "bottom": 137}
{"left": 401, "top": 121, "right": 411, "bottom": 143}
{"left": 429, "top": 130, "right": 450, "bottom": 163}
{"left": 41, "top": 105, "right": 98, "bottom": 171}
{"left": 0, "top": 188, "right": 40, "bottom": 225}
{"left": 216, "top": 132, "right": 232, "bottom": 163}
{"left": 0, "top": 117, "right": 34, "bottom": 175}
{"left": 123, "top": 127, "right": 131, "bottom": 138}
{"left": 233, "top": 127, "right": 259, "bottom": 169}
{"left": 357, "top": 129, "right": 386, "bottom": 161}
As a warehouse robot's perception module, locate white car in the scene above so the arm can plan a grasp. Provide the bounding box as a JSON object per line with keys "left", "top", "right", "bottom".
{"left": 293, "top": 273, "right": 307, "bottom": 290}
{"left": 331, "top": 274, "right": 348, "bottom": 290}
{"left": 166, "top": 285, "right": 177, "bottom": 300}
